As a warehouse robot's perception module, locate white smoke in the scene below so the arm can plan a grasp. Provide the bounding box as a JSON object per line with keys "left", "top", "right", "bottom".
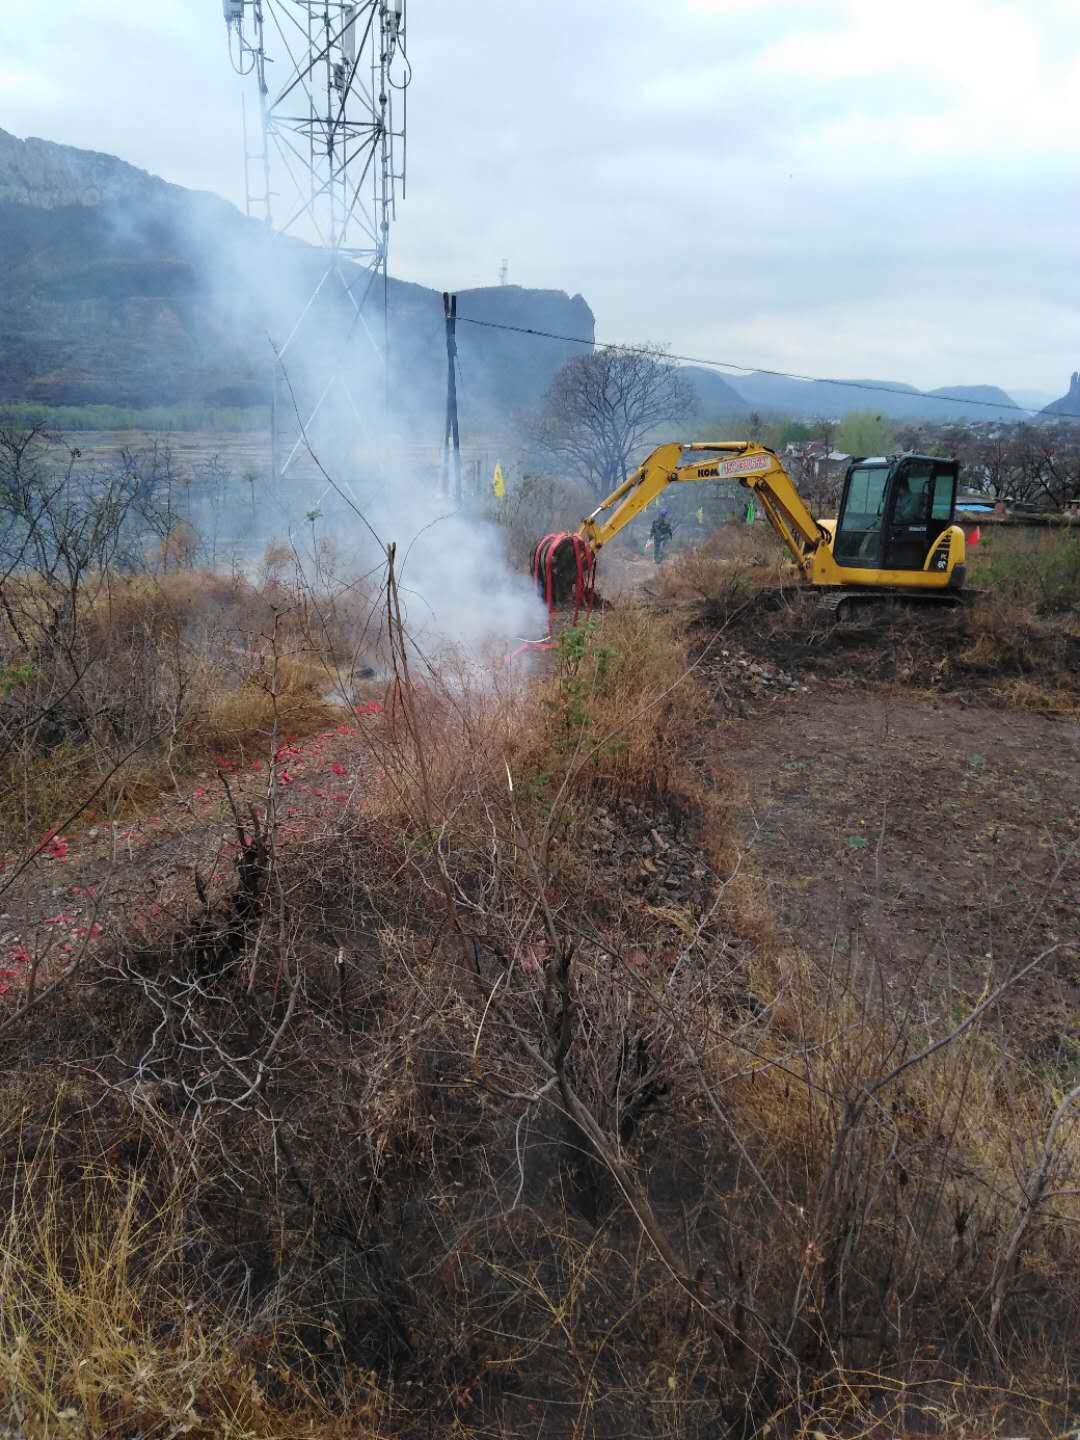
{"left": 367, "top": 486, "right": 548, "bottom": 656}
{"left": 150, "top": 194, "right": 552, "bottom": 660}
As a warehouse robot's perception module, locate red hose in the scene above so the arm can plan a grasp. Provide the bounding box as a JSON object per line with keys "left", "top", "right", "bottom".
{"left": 507, "top": 535, "right": 597, "bottom": 666}
{"left": 531, "top": 532, "right": 597, "bottom": 626}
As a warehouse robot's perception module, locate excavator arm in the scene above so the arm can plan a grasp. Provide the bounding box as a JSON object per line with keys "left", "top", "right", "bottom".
{"left": 580, "top": 441, "right": 831, "bottom": 581}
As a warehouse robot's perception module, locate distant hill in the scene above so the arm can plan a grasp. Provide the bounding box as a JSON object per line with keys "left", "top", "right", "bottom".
{"left": 724, "top": 371, "right": 833, "bottom": 416}
{"left": 0, "top": 127, "right": 594, "bottom": 427}
{"left": 925, "top": 384, "right": 1019, "bottom": 417}
{"left": 679, "top": 365, "right": 750, "bottom": 418}
{"left": 726, "top": 370, "right": 1023, "bottom": 423}
{"left": 1041, "top": 373, "right": 1080, "bottom": 419}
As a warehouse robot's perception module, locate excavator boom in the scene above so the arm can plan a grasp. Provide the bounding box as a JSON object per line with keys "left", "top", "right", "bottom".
{"left": 581, "top": 442, "right": 830, "bottom": 582}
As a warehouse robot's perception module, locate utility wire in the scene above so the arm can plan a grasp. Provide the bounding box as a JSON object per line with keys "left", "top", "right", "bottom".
{"left": 455, "top": 314, "right": 1080, "bottom": 423}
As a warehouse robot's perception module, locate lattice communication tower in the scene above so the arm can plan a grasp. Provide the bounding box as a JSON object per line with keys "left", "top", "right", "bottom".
{"left": 223, "top": 0, "right": 408, "bottom": 482}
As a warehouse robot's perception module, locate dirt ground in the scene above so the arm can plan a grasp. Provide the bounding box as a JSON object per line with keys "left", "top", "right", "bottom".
{"left": 4, "top": 550, "right": 1078, "bottom": 1068}
{"left": 719, "top": 678, "right": 1080, "bottom": 1061}
{"left": 595, "top": 545, "right": 665, "bottom": 600}
{"left": 0, "top": 713, "right": 381, "bottom": 993}
{"left": 599, "top": 543, "right": 1080, "bottom": 1064}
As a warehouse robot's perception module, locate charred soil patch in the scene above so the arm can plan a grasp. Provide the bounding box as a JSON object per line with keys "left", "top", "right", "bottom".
{"left": 702, "top": 589, "right": 1080, "bottom": 710}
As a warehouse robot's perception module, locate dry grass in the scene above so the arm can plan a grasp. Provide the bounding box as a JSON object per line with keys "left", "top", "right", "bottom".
{"left": 0, "top": 563, "right": 372, "bottom": 843}
{"left": 529, "top": 605, "right": 716, "bottom": 788}
{"left": 0, "top": 1090, "right": 389, "bottom": 1438}
{"left": 653, "top": 522, "right": 789, "bottom": 608}
{"left": 0, "top": 556, "right": 1078, "bottom": 1435}
{"left": 994, "top": 677, "right": 1080, "bottom": 713}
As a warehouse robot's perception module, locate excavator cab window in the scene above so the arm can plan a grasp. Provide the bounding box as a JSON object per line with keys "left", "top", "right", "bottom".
{"left": 835, "top": 456, "right": 959, "bottom": 571}
{"left": 930, "top": 468, "right": 957, "bottom": 521}
{"left": 884, "top": 458, "right": 958, "bottom": 570}
{"left": 883, "top": 460, "right": 934, "bottom": 569}
{"left": 833, "top": 463, "right": 891, "bottom": 565}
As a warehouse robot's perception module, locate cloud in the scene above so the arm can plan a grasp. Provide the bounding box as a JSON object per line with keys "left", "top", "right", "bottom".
{"left": 754, "top": 0, "right": 1080, "bottom": 163}
{"left": 0, "top": 0, "right": 1077, "bottom": 393}
{"left": 0, "top": 65, "right": 60, "bottom": 105}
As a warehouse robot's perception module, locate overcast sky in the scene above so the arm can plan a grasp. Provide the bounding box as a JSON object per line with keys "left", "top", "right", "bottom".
{"left": 2, "top": 0, "right": 1077, "bottom": 396}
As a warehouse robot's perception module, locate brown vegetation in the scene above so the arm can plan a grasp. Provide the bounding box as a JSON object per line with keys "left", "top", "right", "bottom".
{"left": 655, "top": 522, "right": 1080, "bottom": 713}
{"left": 0, "top": 502, "right": 1078, "bottom": 1435}
{"left": 0, "top": 563, "right": 370, "bottom": 841}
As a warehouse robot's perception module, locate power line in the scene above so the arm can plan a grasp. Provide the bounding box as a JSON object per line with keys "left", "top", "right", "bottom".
{"left": 454, "top": 314, "right": 1079, "bottom": 423}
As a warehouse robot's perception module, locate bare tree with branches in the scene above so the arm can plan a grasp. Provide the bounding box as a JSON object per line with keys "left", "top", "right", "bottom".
{"left": 526, "top": 343, "right": 695, "bottom": 495}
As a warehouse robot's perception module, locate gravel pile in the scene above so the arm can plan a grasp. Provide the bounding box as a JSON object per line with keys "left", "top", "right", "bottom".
{"left": 587, "top": 799, "right": 713, "bottom": 908}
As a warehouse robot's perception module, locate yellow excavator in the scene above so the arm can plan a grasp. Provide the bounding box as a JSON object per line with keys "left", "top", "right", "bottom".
{"left": 532, "top": 442, "right": 967, "bottom": 614}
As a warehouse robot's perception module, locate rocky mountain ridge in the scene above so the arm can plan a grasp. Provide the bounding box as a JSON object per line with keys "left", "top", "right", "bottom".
{"left": 0, "top": 128, "right": 593, "bottom": 424}
{"left": 0, "top": 125, "right": 185, "bottom": 211}
{"left": 0, "top": 128, "right": 1068, "bottom": 430}
{"left": 1042, "top": 372, "right": 1080, "bottom": 419}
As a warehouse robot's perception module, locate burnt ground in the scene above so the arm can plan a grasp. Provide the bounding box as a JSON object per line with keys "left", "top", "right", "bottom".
{"left": 700, "top": 621, "right": 1080, "bottom": 1068}
{"left": 4, "top": 581, "right": 1079, "bottom": 1070}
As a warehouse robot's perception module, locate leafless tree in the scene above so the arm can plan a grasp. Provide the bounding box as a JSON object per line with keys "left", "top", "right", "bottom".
{"left": 1029, "top": 426, "right": 1080, "bottom": 509}
{"left": 812, "top": 414, "right": 838, "bottom": 455}
{"left": 526, "top": 343, "right": 695, "bottom": 496}
{"left": 944, "top": 421, "right": 1080, "bottom": 510}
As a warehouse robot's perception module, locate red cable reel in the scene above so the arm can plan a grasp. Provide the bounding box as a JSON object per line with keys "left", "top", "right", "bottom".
{"left": 530, "top": 532, "right": 597, "bottom": 627}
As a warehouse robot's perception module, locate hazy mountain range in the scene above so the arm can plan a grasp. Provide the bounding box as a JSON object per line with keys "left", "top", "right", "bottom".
{"left": 0, "top": 127, "right": 593, "bottom": 430}
{"left": 680, "top": 368, "right": 1051, "bottom": 425}
{"left": 0, "top": 127, "right": 1073, "bottom": 429}
{"left": 1041, "top": 373, "right": 1080, "bottom": 419}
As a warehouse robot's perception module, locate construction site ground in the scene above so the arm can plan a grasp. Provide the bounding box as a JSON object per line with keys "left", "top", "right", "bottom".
{"left": 697, "top": 601, "right": 1080, "bottom": 1068}
{"left": 3, "top": 553, "right": 1078, "bottom": 1071}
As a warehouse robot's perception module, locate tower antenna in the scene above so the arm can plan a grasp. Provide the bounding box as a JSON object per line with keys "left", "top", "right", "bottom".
{"left": 223, "top": 1, "right": 409, "bottom": 485}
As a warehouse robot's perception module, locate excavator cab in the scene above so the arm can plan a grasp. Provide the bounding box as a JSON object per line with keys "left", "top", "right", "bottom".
{"left": 833, "top": 454, "right": 960, "bottom": 572}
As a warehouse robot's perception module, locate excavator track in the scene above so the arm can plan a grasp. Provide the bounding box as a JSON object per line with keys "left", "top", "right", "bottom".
{"left": 815, "top": 586, "right": 969, "bottom": 619}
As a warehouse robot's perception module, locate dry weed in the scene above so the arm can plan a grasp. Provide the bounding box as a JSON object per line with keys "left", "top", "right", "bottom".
{"left": 0, "top": 563, "right": 371, "bottom": 842}
{"left": 655, "top": 523, "right": 788, "bottom": 608}
{"left": 1, "top": 539, "right": 1077, "bottom": 1436}
{"left": 0, "top": 1089, "right": 391, "bottom": 1438}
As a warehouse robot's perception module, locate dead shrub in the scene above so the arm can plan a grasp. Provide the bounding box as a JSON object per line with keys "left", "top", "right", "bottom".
{"left": 0, "top": 1085, "right": 391, "bottom": 1438}
{"left": 655, "top": 523, "right": 788, "bottom": 605}
{"left": 1, "top": 538, "right": 1078, "bottom": 1436}
{"left": 0, "top": 561, "right": 370, "bottom": 844}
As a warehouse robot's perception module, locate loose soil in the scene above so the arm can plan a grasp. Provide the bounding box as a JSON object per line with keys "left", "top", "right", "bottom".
{"left": 597, "top": 561, "right": 1080, "bottom": 1064}
{"left": 714, "top": 672, "right": 1080, "bottom": 1064}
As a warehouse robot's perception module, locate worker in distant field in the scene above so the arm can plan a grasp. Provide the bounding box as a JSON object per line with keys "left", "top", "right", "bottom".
{"left": 649, "top": 506, "right": 673, "bottom": 564}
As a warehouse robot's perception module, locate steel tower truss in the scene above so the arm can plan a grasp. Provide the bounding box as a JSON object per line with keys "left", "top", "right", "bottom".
{"left": 224, "top": 0, "right": 408, "bottom": 479}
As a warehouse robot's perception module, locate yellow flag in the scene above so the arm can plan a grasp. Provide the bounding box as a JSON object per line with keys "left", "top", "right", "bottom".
{"left": 492, "top": 462, "right": 505, "bottom": 498}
